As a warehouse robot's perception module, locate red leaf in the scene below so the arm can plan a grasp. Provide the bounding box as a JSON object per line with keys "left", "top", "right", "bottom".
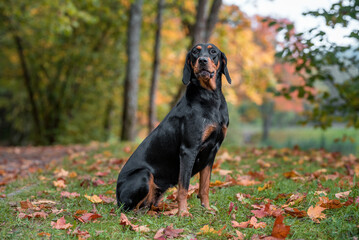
{"left": 271, "top": 215, "right": 291, "bottom": 239}
{"left": 76, "top": 213, "right": 102, "bottom": 223}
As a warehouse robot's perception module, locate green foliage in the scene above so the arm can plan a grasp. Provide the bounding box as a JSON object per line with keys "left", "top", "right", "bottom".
{"left": 271, "top": 0, "right": 359, "bottom": 129}
{"left": 0, "top": 0, "right": 128, "bottom": 144}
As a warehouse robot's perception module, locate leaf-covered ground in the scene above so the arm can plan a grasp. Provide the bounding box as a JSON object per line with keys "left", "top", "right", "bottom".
{"left": 0, "top": 143, "right": 358, "bottom": 239}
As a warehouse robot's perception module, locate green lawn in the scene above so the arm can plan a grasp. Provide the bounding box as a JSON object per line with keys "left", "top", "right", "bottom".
{"left": 225, "top": 125, "right": 359, "bottom": 155}
{"left": 0, "top": 143, "right": 358, "bottom": 239}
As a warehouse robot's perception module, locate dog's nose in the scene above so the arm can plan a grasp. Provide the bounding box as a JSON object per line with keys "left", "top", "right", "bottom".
{"left": 198, "top": 57, "right": 208, "bottom": 65}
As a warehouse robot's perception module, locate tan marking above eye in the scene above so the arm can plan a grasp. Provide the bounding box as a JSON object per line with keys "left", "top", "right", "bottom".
{"left": 196, "top": 46, "right": 202, "bottom": 50}
{"left": 207, "top": 45, "right": 213, "bottom": 49}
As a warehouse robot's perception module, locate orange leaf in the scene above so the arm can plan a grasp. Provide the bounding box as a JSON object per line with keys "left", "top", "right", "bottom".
{"left": 84, "top": 194, "right": 102, "bottom": 203}
{"left": 53, "top": 180, "right": 66, "bottom": 189}
{"left": 51, "top": 216, "right": 73, "bottom": 229}
{"left": 271, "top": 215, "right": 291, "bottom": 239}
{"left": 307, "top": 204, "right": 326, "bottom": 223}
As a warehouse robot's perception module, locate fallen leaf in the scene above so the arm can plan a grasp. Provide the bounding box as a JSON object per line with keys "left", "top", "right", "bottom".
{"left": 20, "top": 199, "right": 34, "bottom": 209}
{"left": 236, "top": 193, "right": 251, "bottom": 204}
{"left": 37, "top": 232, "right": 51, "bottom": 237}
{"left": 119, "top": 213, "right": 149, "bottom": 232}
{"left": 232, "top": 217, "right": 266, "bottom": 229}
{"left": 335, "top": 190, "right": 351, "bottom": 199}
{"left": 95, "top": 171, "right": 110, "bottom": 177}
{"left": 99, "top": 195, "right": 115, "bottom": 204}
{"left": 84, "top": 194, "right": 103, "bottom": 204}
{"left": 258, "top": 181, "right": 273, "bottom": 192}
{"left": 54, "top": 168, "right": 69, "bottom": 178}
{"left": 154, "top": 224, "right": 184, "bottom": 239}
{"left": 307, "top": 204, "right": 326, "bottom": 223}
{"left": 69, "top": 171, "right": 78, "bottom": 178}
{"left": 318, "top": 196, "right": 342, "bottom": 209}
{"left": 251, "top": 203, "right": 283, "bottom": 218}
{"left": 234, "top": 230, "right": 245, "bottom": 240}
{"left": 51, "top": 216, "right": 73, "bottom": 230}
{"left": 61, "top": 191, "right": 80, "bottom": 198}
{"left": 228, "top": 202, "right": 238, "bottom": 215}
{"left": 197, "top": 224, "right": 226, "bottom": 235}
{"left": 283, "top": 170, "right": 301, "bottom": 179}
{"left": 271, "top": 215, "right": 290, "bottom": 239}
{"left": 282, "top": 193, "right": 306, "bottom": 207}
{"left": 76, "top": 213, "right": 102, "bottom": 223}
{"left": 257, "top": 159, "right": 271, "bottom": 168}
{"left": 53, "top": 180, "right": 66, "bottom": 189}
{"left": 284, "top": 207, "right": 307, "bottom": 218}
{"left": 68, "top": 227, "right": 91, "bottom": 239}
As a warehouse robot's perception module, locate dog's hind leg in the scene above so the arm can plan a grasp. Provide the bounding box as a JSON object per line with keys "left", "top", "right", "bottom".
{"left": 116, "top": 169, "right": 157, "bottom": 210}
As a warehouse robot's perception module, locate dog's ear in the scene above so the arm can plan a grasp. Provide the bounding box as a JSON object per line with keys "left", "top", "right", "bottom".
{"left": 182, "top": 51, "right": 192, "bottom": 85}
{"left": 221, "top": 52, "right": 231, "bottom": 84}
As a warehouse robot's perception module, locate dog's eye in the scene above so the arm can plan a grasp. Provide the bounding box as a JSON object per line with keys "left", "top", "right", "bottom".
{"left": 192, "top": 49, "right": 199, "bottom": 55}
{"left": 210, "top": 49, "right": 217, "bottom": 55}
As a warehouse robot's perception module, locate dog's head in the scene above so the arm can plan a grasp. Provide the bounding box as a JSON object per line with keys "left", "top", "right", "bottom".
{"left": 182, "top": 43, "right": 231, "bottom": 90}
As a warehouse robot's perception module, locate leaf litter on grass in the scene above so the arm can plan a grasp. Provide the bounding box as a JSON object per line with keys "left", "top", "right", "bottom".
{"left": 3, "top": 144, "right": 359, "bottom": 239}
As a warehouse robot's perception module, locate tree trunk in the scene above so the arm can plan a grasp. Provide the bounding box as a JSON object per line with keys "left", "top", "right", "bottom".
{"left": 204, "top": 0, "right": 222, "bottom": 42}
{"left": 192, "top": 0, "right": 208, "bottom": 45}
{"left": 260, "top": 98, "right": 274, "bottom": 142}
{"left": 121, "top": 0, "right": 143, "bottom": 141}
{"left": 148, "top": 0, "right": 164, "bottom": 133}
{"left": 13, "top": 35, "right": 43, "bottom": 144}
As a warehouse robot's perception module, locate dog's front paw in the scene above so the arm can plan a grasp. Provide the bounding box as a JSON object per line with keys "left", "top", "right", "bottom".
{"left": 178, "top": 209, "right": 193, "bottom": 218}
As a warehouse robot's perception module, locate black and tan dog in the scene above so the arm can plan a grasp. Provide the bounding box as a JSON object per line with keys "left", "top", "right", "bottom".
{"left": 116, "top": 43, "right": 231, "bottom": 217}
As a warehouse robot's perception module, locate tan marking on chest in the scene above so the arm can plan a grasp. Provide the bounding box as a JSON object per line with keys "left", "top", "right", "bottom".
{"left": 202, "top": 124, "right": 217, "bottom": 142}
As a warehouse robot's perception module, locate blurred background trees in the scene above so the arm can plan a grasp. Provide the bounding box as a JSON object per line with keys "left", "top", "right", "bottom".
{"left": 0, "top": 0, "right": 358, "bottom": 154}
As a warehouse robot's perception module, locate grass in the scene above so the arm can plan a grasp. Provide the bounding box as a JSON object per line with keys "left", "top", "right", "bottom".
{"left": 0, "top": 143, "right": 358, "bottom": 239}
{"left": 225, "top": 124, "right": 359, "bottom": 155}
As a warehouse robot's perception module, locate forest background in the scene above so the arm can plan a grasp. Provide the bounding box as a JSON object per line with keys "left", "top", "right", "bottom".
{"left": 0, "top": 0, "right": 358, "bottom": 155}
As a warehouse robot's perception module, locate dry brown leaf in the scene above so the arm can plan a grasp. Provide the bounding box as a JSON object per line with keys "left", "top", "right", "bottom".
{"left": 271, "top": 215, "right": 291, "bottom": 239}
{"left": 154, "top": 224, "right": 184, "bottom": 239}
{"left": 335, "top": 190, "right": 351, "bottom": 199}
{"left": 318, "top": 196, "right": 342, "bottom": 209}
{"left": 284, "top": 207, "right": 307, "bottom": 218}
{"left": 20, "top": 199, "right": 34, "bottom": 210}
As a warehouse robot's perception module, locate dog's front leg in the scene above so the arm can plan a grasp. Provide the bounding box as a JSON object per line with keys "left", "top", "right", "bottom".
{"left": 177, "top": 146, "right": 196, "bottom": 217}
{"left": 199, "top": 164, "right": 212, "bottom": 209}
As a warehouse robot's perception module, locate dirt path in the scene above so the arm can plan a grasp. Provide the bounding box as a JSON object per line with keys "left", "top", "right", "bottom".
{"left": 0, "top": 144, "right": 98, "bottom": 186}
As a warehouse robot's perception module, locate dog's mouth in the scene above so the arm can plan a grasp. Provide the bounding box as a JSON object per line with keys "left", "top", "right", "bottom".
{"left": 196, "top": 69, "right": 215, "bottom": 80}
